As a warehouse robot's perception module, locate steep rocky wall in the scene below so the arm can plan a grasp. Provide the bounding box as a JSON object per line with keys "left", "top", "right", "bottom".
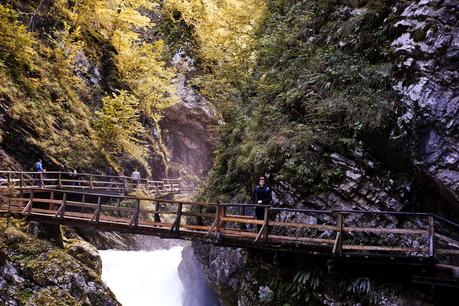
{"left": 160, "top": 51, "right": 220, "bottom": 186}
{"left": 0, "top": 218, "right": 119, "bottom": 306}
{"left": 191, "top": 1, "right": 459, "bottom": 305}
{"left": 391, "top": 0, "right": 458, "bottom": 206}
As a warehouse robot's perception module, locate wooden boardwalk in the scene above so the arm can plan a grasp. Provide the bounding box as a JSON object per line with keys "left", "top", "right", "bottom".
{"left": 1, "top": 187, "right": 458, "bottom": 262}
{"left": 0, "top": 171, "right": 181, "bottom": 196}
{"left": 2, "top": 174, "right": 459, "bottom": 286}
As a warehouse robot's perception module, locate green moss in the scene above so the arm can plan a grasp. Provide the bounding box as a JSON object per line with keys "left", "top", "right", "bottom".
{"left": 412, "top": 30, "right": 427, "bottom": 42}
{"left": 199, "top": 0, "right": 396, "bottom": 200}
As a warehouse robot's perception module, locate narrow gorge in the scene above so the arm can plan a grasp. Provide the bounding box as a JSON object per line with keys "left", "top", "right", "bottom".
{"left": 0, "top": 0, "right": 458, "bottom": 305}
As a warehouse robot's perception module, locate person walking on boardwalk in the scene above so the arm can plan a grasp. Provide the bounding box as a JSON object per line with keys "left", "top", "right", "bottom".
{"left": 252, "top": 176, "right": 272, "bottom": 229}
{"left": 34, "top": 159, "right": 44, "bottom": 187}
{"left": 131, "top": 168, "right": 141, "bottom": 188}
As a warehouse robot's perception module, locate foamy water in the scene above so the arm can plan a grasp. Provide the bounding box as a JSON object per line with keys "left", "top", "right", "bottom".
{"left": 99, "top": 247, "right": 185, "bottom": 306}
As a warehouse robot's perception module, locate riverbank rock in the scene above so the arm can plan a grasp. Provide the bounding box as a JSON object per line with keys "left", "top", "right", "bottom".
{"left": 178, "top": 244, "right": 220, "bottom": 306}
{"left": 0, "top": 218, "right": 120, "bottom": 306}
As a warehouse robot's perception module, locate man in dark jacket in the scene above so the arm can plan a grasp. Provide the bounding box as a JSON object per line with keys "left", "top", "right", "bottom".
{"left": 253, "top": 176, "right": 272, "bottom": 225}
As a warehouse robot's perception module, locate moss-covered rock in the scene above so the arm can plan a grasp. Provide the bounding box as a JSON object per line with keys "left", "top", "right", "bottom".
{"left": 0, "top": 217, "right": 120, "bottom": 306}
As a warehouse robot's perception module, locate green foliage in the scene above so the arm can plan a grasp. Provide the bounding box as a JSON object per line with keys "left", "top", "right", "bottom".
{"left": 0, "top": 1, "right": 175, "bottom": 173}
{"left": 268, "top": 268, "right": 323, "bottom": 304}
{"left": 0, "top": 4, "right": 36, "bottom": 77}
{"left": 193, "top": 0, "right": 397, "bottom": 200}
{"left": 96, "top": 90, "right": 144, "bottom": 154}
{"left": 345, "top": 277, "right": 381, "bottom": 304}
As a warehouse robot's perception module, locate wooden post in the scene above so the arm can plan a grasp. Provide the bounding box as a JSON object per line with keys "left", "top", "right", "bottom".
{"left": 171, "top": 203, "right": 183, "bottom": 232}
{"left": 55, "top": 192, "right": 67, "bottom": 218}
{"left": 428, "top": 215, "right": 435, "bottom": 258}
{"left": 154, "top": 201, "right": 161, "bottom": 222}
{"left": 39, "top": 173, "right": 44, "bottom": 188}
{"left": 58, "top": 173, "right": 62, "bottom": 189}
{"left": 19, "top": 173, "right": 24, "bottom": 188}
{"left": 263, "top": 207, "right": 269, "bottom": 241}
{"left": 129, "top": 199, "right": 140, "bottom": 228}
{"left": 215, "top": 201, "right": 222, "bottom": 233}
{"left": 92, "top": 196, "right": 102, "bottom": 223}
{"left": 7, "top": 173, "right": 11, "bottom": 185}
{"left": 116, "top": 198, "right": 121, "bottom": 218}
{"left": 49, "top": 191, "right": 55, "bottom": 210}
{"left": 333, "top": 212, "right": 343, "bottom": 256}
{"left": 23, "top": 190, "right": 34, "bottom": 215}
{"left": 255, "top": 206, "right": 269, "bottom": 242}
{"left": 89, "top": 175, "right": 94, "bottom": 190}
{"left": 123, "top": 177, "right": 128, "bottom": 194}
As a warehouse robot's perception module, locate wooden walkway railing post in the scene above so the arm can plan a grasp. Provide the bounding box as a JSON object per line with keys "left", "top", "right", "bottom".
{"left": 429, "top": 215, "right": 435, "bottom": 258}
{"left": 154, "top": 201, "right": 161, "bottom": 222}
{"left": 92, "top": 196, "right": 102, "bottom": 223}
{"left": 116, "top": 198, "right": 121, "bottom": 218}
{"left": 333, "top": 212, "right": 343, "bottom": 256}
{"left": 22, "top": 190, "right": 34, "bottom": 215}
{"left": 215, "top": 201, "right": 222, "bottom": 234}
{"left": 255, "top": 206, "right": 270, "bottom": 242}
{"left": 55, "top": 192, "right": 67, "bottom": 218}
{"left": 58, "top": 173, "right": 62, "bottom": 189}
{"left": 89, "top": 175, "right": 94, "bottom": 190}
{"left": 39, "top": 173, "right": 44, "bottom": 188}
{"left": 49, "top": 191, "right": 55, "bottom": 210}
{"left": 171, "top": 202, "right": 183, "bottom": 232}
{"left": 129, "top": 199, "right": 140, "bottom": 228}
{"left": 123, "top": 177, "right": 128, "bottom": 194}
{"left": 19, "top": 173, "right": 24, "bottom": 188}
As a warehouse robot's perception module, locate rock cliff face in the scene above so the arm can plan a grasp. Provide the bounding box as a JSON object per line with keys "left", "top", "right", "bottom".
{"left": 160, "top": 51, "right": 220, "bottom": 185}
{"left": 0, "top": 219, "right": 119, "bottom": 306}
{"left": 191, "top": 1, "right": 458, "bottom": 305}
{"left": 391, "top": 0, "right": 458, "bottom": 205}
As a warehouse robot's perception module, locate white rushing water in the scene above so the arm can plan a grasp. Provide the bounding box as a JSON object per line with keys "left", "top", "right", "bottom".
{"left": 99, "top": 246, "right": 185, "bottom": 306}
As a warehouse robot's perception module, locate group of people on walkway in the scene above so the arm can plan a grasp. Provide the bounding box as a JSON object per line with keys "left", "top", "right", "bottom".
{"left": 31, "top": 159, "right": 143, "bottom": 189}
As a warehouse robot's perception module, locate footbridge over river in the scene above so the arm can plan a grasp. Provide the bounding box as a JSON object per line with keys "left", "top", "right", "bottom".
{"left": 1, "top": 171, "right": 459, "bottom": 287}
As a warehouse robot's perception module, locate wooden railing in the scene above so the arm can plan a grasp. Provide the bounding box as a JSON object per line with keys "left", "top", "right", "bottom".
{"left": 1, "top": 188, "right": 458, "bottom": 262}
{"left": 0, "top": 171, "right": 181, "bottom": 195}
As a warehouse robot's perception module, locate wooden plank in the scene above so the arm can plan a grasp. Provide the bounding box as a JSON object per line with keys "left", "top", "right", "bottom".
{"left": 429, "top": 216, "right": 435, "bottom": 257}
{"left": 436, "top": 249, "right": 459, "bottom": 255}
{"left": 342, "top": 245, "right": 428, "bottom": 253}
{"left": 343, "top": 227, "right": 428, "bottom": 235}
{"left": 268, "top": 235, "right": 335, "bottom": 245}
{"left": 333, "top": 232, "right": 341, "bottom": 254}
{"left": 182, "top": 224, "right": 210, "bottom": 231}
{"left": 221, "top": 217, "right": 265, "bottom": 225}
{"left": 435, "top": 233, "right": 459, "bottom": 248}
{"left": 269, "top": 220, "right": 336, "bottom": 231}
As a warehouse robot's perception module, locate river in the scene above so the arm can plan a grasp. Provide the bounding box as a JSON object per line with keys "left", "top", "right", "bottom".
{"left": 99, "top": 246, "right": 185, "bottom": 306}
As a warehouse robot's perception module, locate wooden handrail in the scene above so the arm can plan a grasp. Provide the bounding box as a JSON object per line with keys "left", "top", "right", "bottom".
{"left": 1, "top": 187, "right": 459, "bottom": 263}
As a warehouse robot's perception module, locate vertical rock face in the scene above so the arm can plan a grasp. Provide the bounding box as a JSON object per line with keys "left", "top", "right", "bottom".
{"left": 191, "top": 1, "right": 458, "bottom": 305}
{"left": 0, "top": 220, "right": 120, "bottom": 306}
{"left": 391, "top": 0, "right": 459, "bottom": 204}
{"left": 178, "top": 244, "right": 221, "bottom": 306}
{"left": 160, "top": 51, "right": 220, "bottom": 184}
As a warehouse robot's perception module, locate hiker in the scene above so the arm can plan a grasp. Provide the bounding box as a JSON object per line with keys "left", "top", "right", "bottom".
{"left": 70, "top": 169, "right": 79, "bottom": 187}
{"left": 34, "top": 159, "right": 44, "bottom": 187}
{"left": 131, "top": 168, "right": 141, "bottom": 188}
{"left": 252, "top": 176, "right": 272, "bottom": 229}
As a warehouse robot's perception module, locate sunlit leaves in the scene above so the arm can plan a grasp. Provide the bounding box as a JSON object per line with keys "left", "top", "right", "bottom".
{"left": 96, "top": 90, "right": 144, "bottom": 153}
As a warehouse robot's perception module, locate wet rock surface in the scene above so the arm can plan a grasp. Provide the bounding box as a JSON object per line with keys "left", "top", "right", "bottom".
{"left": 192, "top": 1, "right": 459, "bottom": 305}
{"left": 160, "top": 51, "right": 220, "bottom": 186}
{"left": 0, "top": 219, "right": 119, "bottom": 306}
{"left": 178, "top": 244, "right": 220, "bottom": 306}
{"left": 392, "top": 0, "right": 459, "bottom": 204}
